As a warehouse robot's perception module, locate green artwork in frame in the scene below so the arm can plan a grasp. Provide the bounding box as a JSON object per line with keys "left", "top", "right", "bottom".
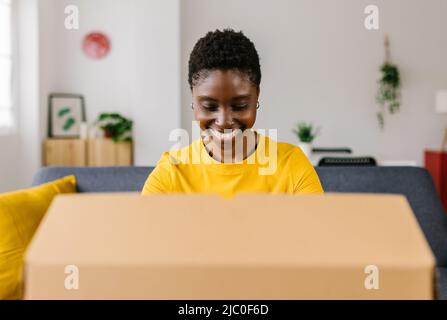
{"left": 48, "top": 93, "right": 86, "bottom": 138}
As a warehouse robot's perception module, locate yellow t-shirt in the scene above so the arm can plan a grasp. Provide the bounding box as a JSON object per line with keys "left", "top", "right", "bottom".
{"left": 141, "top": 133, "right": 323, "bottom": 198}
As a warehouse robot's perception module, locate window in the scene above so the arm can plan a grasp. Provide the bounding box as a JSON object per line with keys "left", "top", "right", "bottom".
{"left": 0, "top": 0, "right": 14, "bottom": 134}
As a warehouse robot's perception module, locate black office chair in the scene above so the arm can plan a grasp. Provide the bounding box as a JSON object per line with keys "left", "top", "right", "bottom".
{"left": 318, "top": 156, "right": 377, "bottom": 167}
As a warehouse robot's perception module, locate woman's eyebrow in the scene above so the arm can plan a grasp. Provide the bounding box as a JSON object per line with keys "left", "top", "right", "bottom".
{"left": 232, "top": 94, "right": 251, "bottom": 101}
{"left": 197, "top": 96, "right": 218, "bottom": 102}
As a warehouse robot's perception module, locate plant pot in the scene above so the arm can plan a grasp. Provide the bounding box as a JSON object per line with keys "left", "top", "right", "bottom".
{"left": 298, "top": 142, "right": 312, "bottom": 158}
{"left": 103, "top": 128, "right": 113, "bottom": 138}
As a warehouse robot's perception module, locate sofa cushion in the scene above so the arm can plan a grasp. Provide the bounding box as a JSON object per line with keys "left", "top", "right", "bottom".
{"left": 316, "top": 167, "right": 447, "bottom": 267}
{"left": 437, "top": 268, "right": 447, "bottom": 300}
{"left": 32, "top": 166, "right": 154, "bottom": 193}
{"left": 0, "top": 175, "right": 76, "bottom": 299}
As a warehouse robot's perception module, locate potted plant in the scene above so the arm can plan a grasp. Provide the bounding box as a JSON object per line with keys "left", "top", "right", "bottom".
{"left": 292, "top": 122, "right": 319, "bottom": 157}
{"left": 95, "top": 113, "right": 133, "bottom": 142}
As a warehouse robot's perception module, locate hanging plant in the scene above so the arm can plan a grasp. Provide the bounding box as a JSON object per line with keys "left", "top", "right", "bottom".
{"left": 376, "top": 34, "right": 401, "bottom": 129}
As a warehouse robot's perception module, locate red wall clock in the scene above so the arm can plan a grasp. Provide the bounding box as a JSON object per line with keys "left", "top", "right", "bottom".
{"left": 82, "top": 32, "right": 111, "bottom": 59}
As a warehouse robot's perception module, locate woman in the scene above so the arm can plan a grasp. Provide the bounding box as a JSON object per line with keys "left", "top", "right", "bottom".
{"left": 142, "top": 29, "right": 323, "bottom": 198}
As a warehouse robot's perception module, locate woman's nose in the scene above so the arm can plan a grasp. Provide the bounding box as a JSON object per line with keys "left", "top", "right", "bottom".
{"left": 215, "top": 109, "right": 234, "bottom": 126}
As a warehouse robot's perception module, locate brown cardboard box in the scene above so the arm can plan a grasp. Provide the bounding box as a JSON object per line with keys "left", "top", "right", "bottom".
{"left": 24, "top": 193, "right": 435, "bottom": 299}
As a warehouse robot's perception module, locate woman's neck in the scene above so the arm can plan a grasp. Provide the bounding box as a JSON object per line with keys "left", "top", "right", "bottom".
{"left": 205, "top": 130, "right": 259, "bottom": 164}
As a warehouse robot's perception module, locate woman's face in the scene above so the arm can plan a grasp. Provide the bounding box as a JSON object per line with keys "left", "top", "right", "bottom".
{"left": 192, "top": 70, "right": 259, "bottom": 144}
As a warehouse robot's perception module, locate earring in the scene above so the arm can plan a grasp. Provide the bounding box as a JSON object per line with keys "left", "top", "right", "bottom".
{"left": 256, "top": 101, "right": 260, "bottom": 109}
{"left": 191, "top": 103, "right": 194, "bottom": 110}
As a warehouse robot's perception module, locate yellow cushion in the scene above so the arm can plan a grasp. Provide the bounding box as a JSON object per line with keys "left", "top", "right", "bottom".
{"left": 0, "top": 175, "right": 76, "bottom": 299}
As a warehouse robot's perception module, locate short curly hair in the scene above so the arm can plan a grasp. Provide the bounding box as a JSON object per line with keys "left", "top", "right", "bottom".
{"left": 188, "top": 29, "right": 261, "bottom": 91}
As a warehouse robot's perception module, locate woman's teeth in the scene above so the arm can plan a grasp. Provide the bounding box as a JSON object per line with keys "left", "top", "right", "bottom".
{"left": 210, "top": 128, "right": 239, "bottom": 141}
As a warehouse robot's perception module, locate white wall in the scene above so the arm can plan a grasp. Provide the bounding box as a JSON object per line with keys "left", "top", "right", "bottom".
{"left": 39, "top": 0, "right": 180, "bottom": 166}
{"left": 1, "top": 0, "right": 180, "bottom": 192}
{"left": 181, "top": 0, "right": 447, "bottom": 165}
{"left": 0, "top": 135, "right": 21, "bottom": 192}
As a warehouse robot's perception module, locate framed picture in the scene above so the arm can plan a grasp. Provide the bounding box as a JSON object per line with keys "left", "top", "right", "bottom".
{"left": 48, "top": 93, "right": 86, "bottom": 138}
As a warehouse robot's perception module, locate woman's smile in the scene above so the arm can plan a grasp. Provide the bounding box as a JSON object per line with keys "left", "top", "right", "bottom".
{"left": 192, "top": 69, "right": 259, "bottom": 162}
{"left": 208, "top": 127, "right": 246, "bottom": 143}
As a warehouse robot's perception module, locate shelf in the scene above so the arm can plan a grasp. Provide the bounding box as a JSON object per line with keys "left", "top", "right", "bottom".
{"left": 43, "top": 138, "right": 133, "bottom": 167}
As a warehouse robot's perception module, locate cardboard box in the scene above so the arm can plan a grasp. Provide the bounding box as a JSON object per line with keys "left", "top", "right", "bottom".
{"left": 24, "top": 193, "right": 435, "bottom": 299}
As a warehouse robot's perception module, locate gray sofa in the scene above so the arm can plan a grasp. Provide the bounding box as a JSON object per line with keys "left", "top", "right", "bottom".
{"left": 32, "top": 166, "right": 447, "bottom": 299}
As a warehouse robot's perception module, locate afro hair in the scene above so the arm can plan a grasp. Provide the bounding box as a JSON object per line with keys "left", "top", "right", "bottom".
{"left": 188, "top": 28, "right": 261, "bottom": 90}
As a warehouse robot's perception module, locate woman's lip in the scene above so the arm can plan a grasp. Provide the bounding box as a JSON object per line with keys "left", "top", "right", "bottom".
{"left": 208, "top": 128, "right": 242, "bottom": 141}
{"left": 211, "top": 128, "right": 239, "bottom": 133}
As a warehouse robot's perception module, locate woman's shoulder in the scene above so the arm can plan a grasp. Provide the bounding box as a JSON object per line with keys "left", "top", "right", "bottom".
{"left": 264, "top": 135, "right": 307, "bottom": 160}
{"left": 158, "top": 139, "right": 201, "bottom": 166}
